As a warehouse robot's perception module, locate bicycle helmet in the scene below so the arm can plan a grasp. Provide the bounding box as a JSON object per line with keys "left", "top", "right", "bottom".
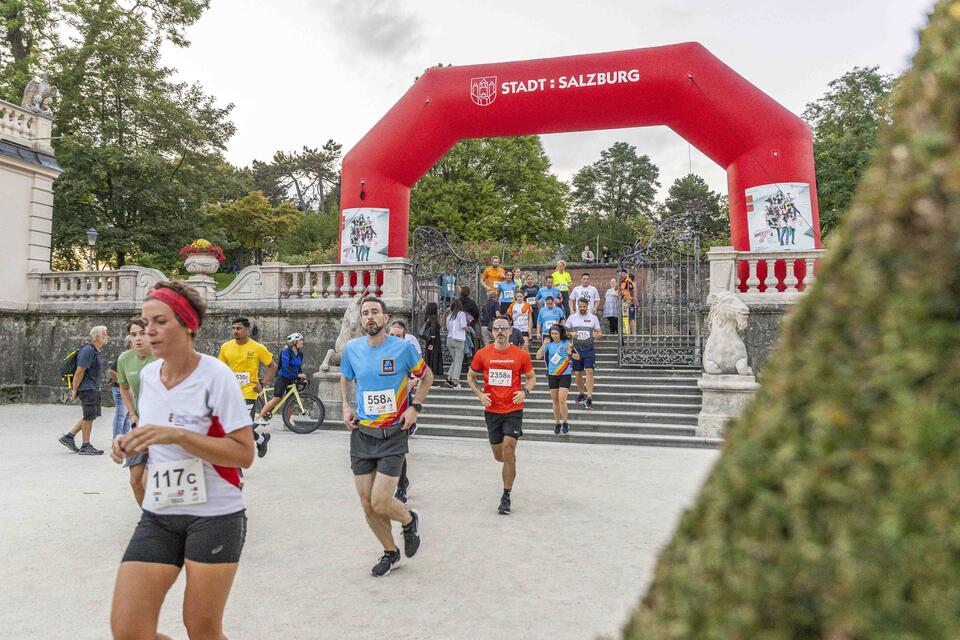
{"left": 286, "top": 332, "right": 304, "bottom": 345}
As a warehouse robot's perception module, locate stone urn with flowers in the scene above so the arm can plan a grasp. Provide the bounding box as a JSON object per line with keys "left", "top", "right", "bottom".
{"left": 179, "top": 239, "right": 225, "bottom": 275}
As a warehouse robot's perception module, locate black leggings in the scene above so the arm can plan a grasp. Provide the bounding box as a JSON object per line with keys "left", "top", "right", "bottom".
{"left": 607, "top": 317, "right": 618, "bottom": 333}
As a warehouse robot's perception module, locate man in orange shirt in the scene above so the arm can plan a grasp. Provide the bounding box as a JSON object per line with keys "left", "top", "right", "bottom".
{"left": 467, "top": 317, "right": 537, "bottom": 515}
{"left": 481, "top": 255, "right": 506, "bottom": 294}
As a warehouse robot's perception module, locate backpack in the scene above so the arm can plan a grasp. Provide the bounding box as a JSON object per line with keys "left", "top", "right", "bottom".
{"left": 59, "top": 344, "right": 86, "bottom": 386}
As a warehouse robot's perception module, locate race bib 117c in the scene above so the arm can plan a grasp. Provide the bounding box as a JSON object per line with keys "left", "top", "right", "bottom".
{"left": 148, "top": 458, "right": 207, "bottom": 509}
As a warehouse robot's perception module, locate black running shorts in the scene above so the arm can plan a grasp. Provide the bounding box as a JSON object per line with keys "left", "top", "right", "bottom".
{"left": 121, "top": 509, "right": 247, "bottom": 567}
{"left": 484, "top": 410, "right": 523, "bottom": 444}
{"left": 78, "top": 389, "right": 101, "bottom": 421}
{"left": 272, "top": 376, "right": 294, "bottom": 399}
{"left": 350, "top": 428, "right": 409, "bottom": 477}
{"left": 547, "top": 374, "right": 572, "bottom": 390}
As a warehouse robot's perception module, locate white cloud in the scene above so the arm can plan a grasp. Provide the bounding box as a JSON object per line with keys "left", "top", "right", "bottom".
{"left": 325, "top": 0, "right": 424, "bottom": 63}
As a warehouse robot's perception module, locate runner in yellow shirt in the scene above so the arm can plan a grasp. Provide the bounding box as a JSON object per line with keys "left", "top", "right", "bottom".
{"left": 218, "top": 316, "right": 278, "bottom": 458}
{"left": 551, "top": 260, "right": 573, "bottom": 317}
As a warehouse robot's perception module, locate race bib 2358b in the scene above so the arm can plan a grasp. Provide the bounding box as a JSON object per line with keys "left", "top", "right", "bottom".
{"left": 488, "top": 369, "right": 513, "bottom": 387}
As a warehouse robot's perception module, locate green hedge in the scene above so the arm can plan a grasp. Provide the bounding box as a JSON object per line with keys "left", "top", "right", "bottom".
{"left": 624, "top": 3, "right": 960, "bottom": 638}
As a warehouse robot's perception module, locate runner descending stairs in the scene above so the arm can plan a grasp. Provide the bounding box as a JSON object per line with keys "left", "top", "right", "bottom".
{"left": 415, "top": 335, "right": 722, "bottom": 449}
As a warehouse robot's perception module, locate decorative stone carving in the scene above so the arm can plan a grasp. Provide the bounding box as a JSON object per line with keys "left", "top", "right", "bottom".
{"left": 21, "top": 72, "right": 57, "bottom": 115}
{"left": 320, "top": 295, "right": 363, "bottom": 371}
{"left": 703, "top": 292, "right": 752, "bottom": 376}
{"left": 183, "top": 253, "right": 220, "bottom": 275}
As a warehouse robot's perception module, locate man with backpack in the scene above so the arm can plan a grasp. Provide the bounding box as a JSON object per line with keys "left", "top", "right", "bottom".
{"left": 58, "top": 325, "right": 110, "bottom": 455}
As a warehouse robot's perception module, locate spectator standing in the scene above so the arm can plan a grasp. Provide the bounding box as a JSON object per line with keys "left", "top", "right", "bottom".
{"left": 421, "top": 302, "right": 444, "bottom": 382}
{"left": 601, "top": 244, "right": 612, "bottom": 263}
{"left": 603, "top": 278, "right": 619, "bottom": 333}
{"left": 480, "top": 291, "right": 499, "bottom": 345}
{"left": 438, "top": 267, "right": 457, "bottom": 307}
{"left": 445, "top": 298, "right": 469, "bottom": 387}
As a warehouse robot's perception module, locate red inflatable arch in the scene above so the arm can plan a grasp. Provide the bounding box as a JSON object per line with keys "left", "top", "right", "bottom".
{"left": 339, "top": 42, "right": 820, "bottom": 261}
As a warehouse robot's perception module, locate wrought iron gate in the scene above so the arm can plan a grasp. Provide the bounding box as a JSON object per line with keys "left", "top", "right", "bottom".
{"left": 410, "top": 226, "right": 480, "bottom": 352}
{"left": 617, "top": 213, "right": 704, "bottom": 367}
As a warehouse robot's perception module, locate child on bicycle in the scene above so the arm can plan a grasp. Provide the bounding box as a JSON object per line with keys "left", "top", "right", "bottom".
{"left": 255, "top": 333, "right": 307, "bottom": 425}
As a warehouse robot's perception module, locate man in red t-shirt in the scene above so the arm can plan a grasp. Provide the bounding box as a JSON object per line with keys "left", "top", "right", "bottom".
{"left": 467, "top": 316, "right": 536, "bottom": 515}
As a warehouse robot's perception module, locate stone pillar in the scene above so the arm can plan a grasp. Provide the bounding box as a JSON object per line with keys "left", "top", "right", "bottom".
{"left": 705, "top": 246, "right": 737, "bottom": 302}
{"left": 186, "top": 275, "right": 217, "bottom": 301}
{"left": 314, "top": 369, "right": 344, "bottom": 427}
{"left": 696, "top": 373, "right": 759, "bottom": 438}
{"left": 0, "top": 99, "right": 62, "bottom": 310}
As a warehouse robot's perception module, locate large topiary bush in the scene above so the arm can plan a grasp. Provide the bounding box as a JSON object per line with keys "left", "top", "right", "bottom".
{"left": 624, "top": 2, "right": 960, "bottom": 638}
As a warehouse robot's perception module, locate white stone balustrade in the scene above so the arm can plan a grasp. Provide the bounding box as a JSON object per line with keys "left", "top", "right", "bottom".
{"left": 706, "top": 246, "right": 826, "bottom": 304}
{"left": 0, "top": 99, "right": 55, "bottom": 155}
{"left": 26, "top": 261, "right": 413, "bottom": 312}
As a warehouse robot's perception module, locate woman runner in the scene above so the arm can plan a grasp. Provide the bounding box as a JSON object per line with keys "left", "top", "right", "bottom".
{"left": 110, "top": 280, "right": 254, "bottom": 640}
{"left": 536, "top": 324, "right": 577, "bottom": 434}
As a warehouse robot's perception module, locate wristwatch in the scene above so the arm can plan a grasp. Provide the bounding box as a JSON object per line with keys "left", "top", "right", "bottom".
{"left": 411, "top": 402, "right": 423, "bottom": 412}
{"left": 522, "top": 387, "right": 530, "bottom": 396}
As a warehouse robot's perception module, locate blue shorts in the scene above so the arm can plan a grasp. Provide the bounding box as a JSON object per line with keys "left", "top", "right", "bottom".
{"left": 572, "top": 348, "right": 596, "bottom": 371}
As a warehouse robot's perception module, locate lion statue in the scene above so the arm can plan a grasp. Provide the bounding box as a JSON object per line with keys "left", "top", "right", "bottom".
{"left": 21, "top": 72, "right": 57, "bottom": 114}
{"left": 702, "top": 292, "right": 752, "bottom": 376}
{"left": 320, "top": 295, "right": 363, "bottom": 371}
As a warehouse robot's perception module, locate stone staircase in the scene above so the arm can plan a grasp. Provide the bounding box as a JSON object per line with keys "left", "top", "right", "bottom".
{"left": 416, "top": 335, "right": 722, "bottom": 449}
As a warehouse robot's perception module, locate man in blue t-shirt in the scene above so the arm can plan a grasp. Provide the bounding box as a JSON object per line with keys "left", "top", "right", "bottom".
{"left": 58, "top": 325, "right": 110, "bottom": 456}
{"left": 339, "top": 296, "right": 434, "bottom": 577}
{"left": 536, "top": 276, "right": 562, "bottom": 315}
{"left": 536, "top": 296, "right": 565, "bottom": 340}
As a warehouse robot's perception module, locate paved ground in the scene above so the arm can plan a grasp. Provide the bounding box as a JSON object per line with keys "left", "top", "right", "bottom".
{"left": 0, "top": 403, "right": 718, "bottom": 640}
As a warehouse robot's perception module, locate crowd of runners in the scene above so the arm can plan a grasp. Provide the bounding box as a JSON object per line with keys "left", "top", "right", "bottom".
{"left": 47, "top": 258, "right": 636, "bottom": 637}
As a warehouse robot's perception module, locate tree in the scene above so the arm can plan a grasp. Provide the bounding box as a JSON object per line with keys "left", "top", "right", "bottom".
{"left": 656, "top": 174, "right": 729, "bottom": 248}
{"left": 206, "top": 191, "right": 302, "bottom": 265}
{"left": 250, "top": 140, "right": 342, "bottom": 212}
{"left": 0, "top": 1, "right": 244, "bottom": 270}
{"left": 410, "top": 136, "right": 568, "bottom": 245}
{"left": 803, "top": 66, "right": 895, "bottom": 235}
{"left": 625, "top": 2, "right": 960, "bottom": 637}
{"left": 570, "top": 141, "right": 660, "bottom": 222}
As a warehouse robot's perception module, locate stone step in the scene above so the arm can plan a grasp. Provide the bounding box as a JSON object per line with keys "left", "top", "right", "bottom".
{"left": 426, "top": 396, "right": 702, "bottom": 411}
{"left": 427, "top": 384, "right": 702, "bottom": 397}
{"left": 408, "top": 424, "right": 721, "bottom": 449}
{"left": 417, "top": 410, "right": 698, "bottom": 429}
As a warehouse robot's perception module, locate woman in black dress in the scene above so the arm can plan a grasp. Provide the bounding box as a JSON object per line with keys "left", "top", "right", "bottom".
{"left": 422, "top": 302, "right": 444, "bottom": 383}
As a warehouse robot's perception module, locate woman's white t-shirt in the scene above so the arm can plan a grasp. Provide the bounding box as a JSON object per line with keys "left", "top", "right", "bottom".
{"left": 446, "top": 311, "right": 468, "bottom": 341}
{"left": 137, "top": 354, "right": 251, "bottom": 516}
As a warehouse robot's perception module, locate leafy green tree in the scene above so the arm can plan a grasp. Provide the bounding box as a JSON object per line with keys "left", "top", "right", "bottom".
{"left": 278, "top": 210, "right": 339, "bottom": 260}
{"left": 250, "top": 140, "right": 342, "bottom": 212}
{"left": 570, "top": 141, "right": 660, "bottom": 222}
{"left": 803, "top": 66, "right": 895, "bottom": 235}
{"left": 625, "top": 3, "right": 960, "bottom": 637}
{"left": 0, "top": 0, "right": 57, "bottom": 102}
{"left": 206, "top": 191, "right": 301, "bottom": 265}
{"left": 410, "top": 136, "right": 568, "bottom": 246}
{"left": 656, "top": 173, "right": 729, "bottom": 248}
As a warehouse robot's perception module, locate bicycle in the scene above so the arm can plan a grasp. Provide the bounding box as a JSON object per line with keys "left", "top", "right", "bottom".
{"left": 251, "top": 379, "right": 326, "bottom": 434}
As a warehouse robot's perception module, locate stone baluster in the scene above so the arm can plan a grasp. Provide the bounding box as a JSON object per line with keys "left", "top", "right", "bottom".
{"left": 763, "top": 259, "right": 778, "bottom": 293}
{"left": 339, "top": 267, "right": 353, "bottom": 297}
{"left": 279, "top": 272, "right": 291, "bottom": 298}
{"left": 745, "top": 259, "right": 761, "bottom": 293}
{"left": 369, "top": 268, "right": 382, "bottom": 297}
{"left": 804, "top": 257, "right": 817, "bottom": 290}
{"left": 319, "top": 270, "right": 332, "bottom": 297}
{"left": 784, "top": 259, "right": 800, "bottom": 292}
{"left": 353, "top": 269, "right": 366, "bottom": 297}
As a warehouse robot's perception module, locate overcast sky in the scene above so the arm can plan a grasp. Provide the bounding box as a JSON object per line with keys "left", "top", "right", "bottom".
{"left": 162, "top": 0, "right": 933, "bottom": 198}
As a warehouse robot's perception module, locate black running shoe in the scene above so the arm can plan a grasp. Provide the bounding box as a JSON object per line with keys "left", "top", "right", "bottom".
{"left": 58, "top": 433, "right": 79, "bottom": 453}
{"left": 562, "top": 423, "right": 569, "bottom": 434}
{"left": 585, "top": 398, "right": 593, "bottom": 410}
{"left": 371, "top": 549, "right": 401, "bottom": 577}
{"left": 395, "top": 483, "right": 408, "bottom": 504}
{"left": 498, "top": 493, "right": 511, "bottom": 515}
{"left": 554, "top": 423, "right": 561, "bottom": 435}
{"left": 401, "top": 510, "right": 422, "bottom": 557}
{"left": 77, "top": 442, "right": 103, "bottom": 456}
{"left": 575, "top": 393, "right": 586, "bottom": 404}
{"left": 256, "top": 432, "right": 271, "bottom": 459}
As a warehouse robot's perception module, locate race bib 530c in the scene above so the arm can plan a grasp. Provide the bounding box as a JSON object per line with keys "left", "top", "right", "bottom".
{"left": 234, "top": 372, "right": 250, "bottom": 386}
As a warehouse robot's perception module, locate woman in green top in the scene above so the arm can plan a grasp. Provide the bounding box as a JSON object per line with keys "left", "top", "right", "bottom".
{"left": 551, "top": 260, "right": 573, "bottom": 317}
{"left": 116, "top": 318, "right": 158, "bottom": 505}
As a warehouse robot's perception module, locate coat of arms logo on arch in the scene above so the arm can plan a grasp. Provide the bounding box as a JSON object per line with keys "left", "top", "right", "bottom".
{"left": 470, "top": 76, "right": 497, "bottom": 106}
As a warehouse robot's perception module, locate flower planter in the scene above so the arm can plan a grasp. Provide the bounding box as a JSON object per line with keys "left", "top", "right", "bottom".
{"left": 184, "top": 253, "right": 221, "bottom": 275}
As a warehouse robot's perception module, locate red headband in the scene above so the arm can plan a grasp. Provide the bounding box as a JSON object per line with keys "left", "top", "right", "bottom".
{"left": 147, "top": 288, "right": 200, "bottom": 332}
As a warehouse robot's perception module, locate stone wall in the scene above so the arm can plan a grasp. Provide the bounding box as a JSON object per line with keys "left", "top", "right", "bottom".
{"left": 0, "top": 307, "right": 410, "bottom": 405}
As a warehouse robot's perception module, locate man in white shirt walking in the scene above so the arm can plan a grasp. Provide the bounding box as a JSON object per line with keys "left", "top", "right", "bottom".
{"left": 569, "top": 273, "right": 601, "bottom": 316}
